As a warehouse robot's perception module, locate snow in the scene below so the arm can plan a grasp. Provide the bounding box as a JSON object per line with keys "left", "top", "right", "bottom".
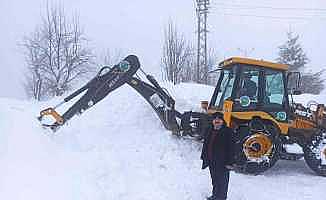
{"left": 1, "top": 84, "right": 326, "bottom": 200}
{"left": 293, "top": 93, "right": 326, "bottom": 108}
{"left": 283, "top": 143, "right": 304, "bottom": 154}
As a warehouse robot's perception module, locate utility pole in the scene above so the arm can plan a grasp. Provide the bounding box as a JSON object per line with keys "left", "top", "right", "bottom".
{"left": 196, "top": 0, "right": 209, "bottom": 84}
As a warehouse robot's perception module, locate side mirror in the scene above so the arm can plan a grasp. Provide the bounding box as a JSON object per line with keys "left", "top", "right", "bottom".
{"left": 287, "top": 72, "right": 301, "bottom": 91}
{"left": 201, "top": 100, "right": 209, "bottom": 111}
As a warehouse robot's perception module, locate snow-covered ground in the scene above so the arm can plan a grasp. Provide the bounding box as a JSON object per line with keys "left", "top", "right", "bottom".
{"left": 0, "top": 83, "right": 326, "bottom": 200}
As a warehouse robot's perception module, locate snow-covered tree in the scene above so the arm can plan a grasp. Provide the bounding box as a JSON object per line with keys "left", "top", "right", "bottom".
{"left": 173, "top": 47, "right": 218, "bottom": 85}
{"left": 161, "top": 21, "right": 193, "bottom": 84}
{"left": 277, "top": 31, "right": 324, "bottom": 94}
{"left": 277, "top": 31, "right": 308, "bottom": 72}
{"left": 23, "top": 5, "right": 94, "bottom": 100}
{"left": 206, "top": 48, "right": 219, "bottom": 85}
{"left": 300, "top": 70, "right": 325, "bottom": 94}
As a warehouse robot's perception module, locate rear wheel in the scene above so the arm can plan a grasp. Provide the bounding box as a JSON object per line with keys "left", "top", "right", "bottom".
{"left": 233, "top": 120, "right": 280, "bottom": 175}
{"left": 303, "top": 129, "right": 326, "bottom": 176}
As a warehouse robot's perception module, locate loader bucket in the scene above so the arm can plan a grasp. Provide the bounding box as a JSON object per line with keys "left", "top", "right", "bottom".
{"left": 38, "top": 108, "right": 64, "bottom": 126}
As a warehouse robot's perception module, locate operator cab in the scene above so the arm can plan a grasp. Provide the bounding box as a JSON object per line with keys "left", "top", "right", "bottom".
{"left": 209, "top": 57, "right": 290, "bottom": 122}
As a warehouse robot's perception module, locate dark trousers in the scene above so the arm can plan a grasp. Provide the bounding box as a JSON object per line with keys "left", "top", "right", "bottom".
{"left": 209, "top": 163, "right": 230, "bottom": 200}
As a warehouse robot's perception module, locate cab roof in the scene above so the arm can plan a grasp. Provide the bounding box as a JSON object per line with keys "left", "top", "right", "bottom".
{"left": 219, "top": 57, "right": 288, "bottom": 71}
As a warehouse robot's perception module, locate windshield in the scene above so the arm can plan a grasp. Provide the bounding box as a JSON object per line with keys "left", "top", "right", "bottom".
{"left": 236, "top": 67, "right": 260, "bottom": 106}
{"left": 213, "top": 69, "right": 235, "bottom": 108}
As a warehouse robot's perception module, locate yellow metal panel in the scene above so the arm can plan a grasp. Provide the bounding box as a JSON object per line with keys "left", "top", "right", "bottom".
{"left": 230, "top": 111, "right": 289, "bottom": 134}
{"left": 207, "top": 109, "right": 289, "bottom": 134}
{"left": 278, "top": 122, "right": 290, "bottom": 135}
{"left": 219, "top": 57, "right": 288, "bottom": 71}
{"left": 289, "top": 118, "right": 316, "bottom": 129}
{"left": 223, "top": 100, "right": 233, "bottom": 127}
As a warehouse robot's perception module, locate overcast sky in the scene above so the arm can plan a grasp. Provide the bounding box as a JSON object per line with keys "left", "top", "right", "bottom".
{"left": 1, "top": 0, "right": 325, "bottom": 99}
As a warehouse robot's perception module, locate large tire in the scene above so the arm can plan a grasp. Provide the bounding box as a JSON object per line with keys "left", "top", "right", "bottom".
{"left": 303, "top": 129, "right": 326, "bottom": 177}
{"left": 233, "top": 121, "right": 280, "bottom": 175}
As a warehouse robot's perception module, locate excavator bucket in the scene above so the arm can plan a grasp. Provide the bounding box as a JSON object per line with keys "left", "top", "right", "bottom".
{"left": 38, "top": 107, "right": 64, "bottom": 127}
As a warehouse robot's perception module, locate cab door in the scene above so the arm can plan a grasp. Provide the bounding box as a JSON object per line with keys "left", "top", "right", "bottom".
{"left": 260, "top": 69, "right": 289, "bottom": 122}
{"left": 233, "top": 65, "right": 261, "bottom": 110}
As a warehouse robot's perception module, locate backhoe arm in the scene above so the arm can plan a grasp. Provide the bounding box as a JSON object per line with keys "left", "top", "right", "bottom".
{"left": 38, "top": 55, "right": 210, "bottom": 137}
{"left": 127, "top": 76, "right": 180, "bottom": 132}
{"left": 38, "top": 55, "right": 140, "bottom": 130}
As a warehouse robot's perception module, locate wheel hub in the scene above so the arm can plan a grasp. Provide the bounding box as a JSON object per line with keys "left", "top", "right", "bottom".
{"left": 243, "top": 133, "right": 273, "bottom": 161}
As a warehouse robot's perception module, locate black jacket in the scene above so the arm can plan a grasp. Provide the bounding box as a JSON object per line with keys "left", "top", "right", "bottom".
{"left": 243, "top": 80, "right": 257, "bottom": 98}
{"left": 201, "top": 125, "right": 235, "bottom": 169}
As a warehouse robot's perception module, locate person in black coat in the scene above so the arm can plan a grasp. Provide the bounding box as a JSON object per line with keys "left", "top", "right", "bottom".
{"left": 240, "top": 74, "right": 257, "bottom": 98}
{"left": 201, "top": 112, "right": 235, "bottom": 200}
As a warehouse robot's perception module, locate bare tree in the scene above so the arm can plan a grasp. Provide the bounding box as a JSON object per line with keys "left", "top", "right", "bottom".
{"left": 206, "top": 48, "right": 219, "bottom": 85}
{"left": 179, "top": 54, "right": 196, "bottom": 83}
{"left": 178, "top": 47, "right": 218, "bottom": 85}
{"left": 23, "top": 5, "right": 94, "bottom": 100}
{"left": 161, "top": 21, "right": 193, "bottom": 84}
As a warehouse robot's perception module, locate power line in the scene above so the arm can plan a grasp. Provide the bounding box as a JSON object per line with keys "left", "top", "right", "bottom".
{"left": 210, "top": 2, "right": 326, "bottom": 21}
{"left": 216, "top": 7, "right": 326, "bottom": 17}
{"left": 218, "top": 12, "right": 326, "bottom": 21}
{"left": 214, "top": 3, "right": 326, "bottom": 12}
{"left": 216, "top": 12, "right": 326, "bottom": 20}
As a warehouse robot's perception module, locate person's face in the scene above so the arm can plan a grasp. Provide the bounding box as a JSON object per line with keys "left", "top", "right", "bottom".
{"left": 212, "top": 117, "right": 224, "bottom": 127}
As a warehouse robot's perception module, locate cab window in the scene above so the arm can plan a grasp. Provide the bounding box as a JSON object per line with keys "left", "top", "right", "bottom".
{"left": 237, "top": 68, "right": 259, "bottom": 102}
{"left": 264, "top": 70, "right": 285, "bottom": 107}
{"left": 214, "top": 69, "right": 236, "bottom": 108}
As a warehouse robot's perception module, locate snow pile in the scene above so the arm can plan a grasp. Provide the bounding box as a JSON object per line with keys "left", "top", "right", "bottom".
{"left": 293, "top": 93, "right": 326, "bottom": 107}
{"left": 1, "top": 84, "right": 326, "bottom": 200}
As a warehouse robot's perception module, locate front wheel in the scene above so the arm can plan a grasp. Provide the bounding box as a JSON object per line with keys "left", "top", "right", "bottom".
{"left": 303, "top": 129, "right": 326, "bottom": 176}
{"left": 233, "top": 123, "right": 280, "bottom": 175}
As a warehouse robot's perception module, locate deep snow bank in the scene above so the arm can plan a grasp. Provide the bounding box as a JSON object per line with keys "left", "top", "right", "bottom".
{"left": 1, "top": 84, "right": 326, "bottom": 200}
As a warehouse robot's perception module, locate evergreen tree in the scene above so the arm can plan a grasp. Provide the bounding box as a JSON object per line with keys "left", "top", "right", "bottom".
{"left": 277, "top": 31, "right": 324, "bottom": 94}
{"left": 277, "top": 31, "right": 308, "bottom": 72}
{"left": 300, "top": 70, "right": 325, "bottom": 95}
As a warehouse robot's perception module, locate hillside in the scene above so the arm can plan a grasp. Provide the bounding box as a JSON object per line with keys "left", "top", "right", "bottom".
{"left": 0, "top": 83, "right": 325, "bottom": 200}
